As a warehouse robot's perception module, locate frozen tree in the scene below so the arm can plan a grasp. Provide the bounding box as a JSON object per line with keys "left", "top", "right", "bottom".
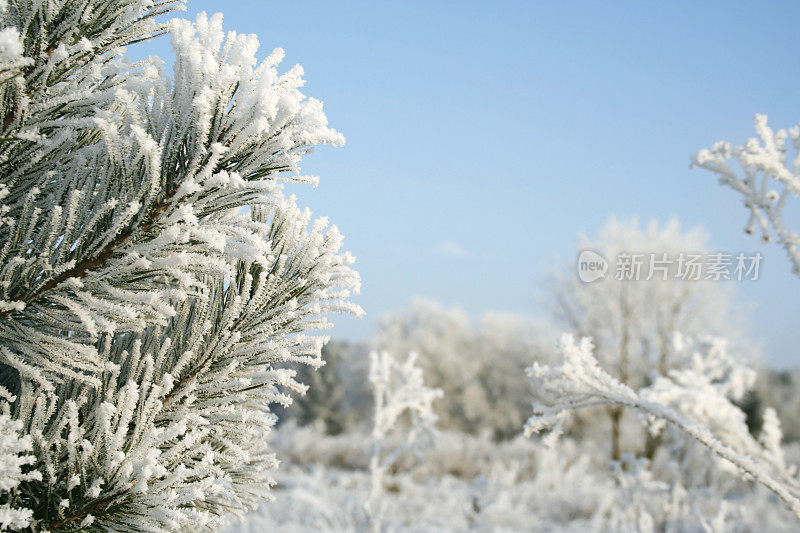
{"left": 374, "top": 299, "right": 551, "bottom": 439}
{"left": 367, "top": 351, "right": 441, "bottom": 533}
{"left": 526, "top": 334, "right": 800, "bottom": 519}
{"left": 550, "top": 217, "right": 748, "bottom": 459}
{"left": 693, "top": 114, "right": 800, "bottom": 275}
{"left": 0, "top": 2, "right": 360, "bottom": 530}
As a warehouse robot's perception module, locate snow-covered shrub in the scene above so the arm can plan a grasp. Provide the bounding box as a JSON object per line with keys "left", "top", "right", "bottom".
{"left": 0, "top": 3, "right": 359, "bottom": 530}
{"left": 367, "top": 350, "right": 441, "bottom": 532}
{"left": 374, "top": 299, "right": 553, "bottom": 439}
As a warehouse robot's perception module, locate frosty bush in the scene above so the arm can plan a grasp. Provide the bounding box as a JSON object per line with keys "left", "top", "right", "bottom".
{"left": 367, "top": 350, "right": 441, "bottom": 532}
{"left": 0, "top": 2, "right": 359, "bottom": 530}
{"left": 374, "top": 299, "right": 551, "bottom": 439}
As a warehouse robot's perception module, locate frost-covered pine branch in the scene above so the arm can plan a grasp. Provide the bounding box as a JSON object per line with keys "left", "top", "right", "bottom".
{"left": 0, "top": 407, "right": 40, "bottom": 531}
{"left": 0, "top": 3, "right": 361, "bottom": 530}
{"left": 367, "top": 351, "right": 441, "bottom": 533}
{"left": 526, "top": 334, "right": 800, "bottom": 519}
{"left": 0, "top": 0, "right": 190, "bottom": 383}
{"left": 693, "top": 114, "right": 800, "bottom": 275}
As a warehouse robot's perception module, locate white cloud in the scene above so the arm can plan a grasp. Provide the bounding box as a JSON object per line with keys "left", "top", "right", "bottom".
{"left": 436, "top": 240, "right": 469, "bottom": 259}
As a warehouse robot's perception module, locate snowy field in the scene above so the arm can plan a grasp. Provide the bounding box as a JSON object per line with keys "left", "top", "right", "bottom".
{"left": 226, "top": 424, "right": 799, "bottom": 532}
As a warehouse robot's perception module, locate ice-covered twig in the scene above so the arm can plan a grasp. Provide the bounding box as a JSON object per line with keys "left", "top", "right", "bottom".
{"left": 526, "top": 334, "right": 800, "bottom": 519}
{"left": 693, "top": 114, "right": 800, "bottom": 275}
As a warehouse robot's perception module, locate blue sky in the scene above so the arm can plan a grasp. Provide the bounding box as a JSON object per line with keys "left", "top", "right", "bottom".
{"left": 142, "top": 1, "right": 800, "bottom": 367}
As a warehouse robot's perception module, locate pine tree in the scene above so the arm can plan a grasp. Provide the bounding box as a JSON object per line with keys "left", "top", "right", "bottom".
{"left": 0, "top": 2, "right": 360, "bottom": 530}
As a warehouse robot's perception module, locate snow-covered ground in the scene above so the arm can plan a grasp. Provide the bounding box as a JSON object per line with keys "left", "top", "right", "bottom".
{"left": 225, "top": 423, "right": 798, "bottom": 532}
